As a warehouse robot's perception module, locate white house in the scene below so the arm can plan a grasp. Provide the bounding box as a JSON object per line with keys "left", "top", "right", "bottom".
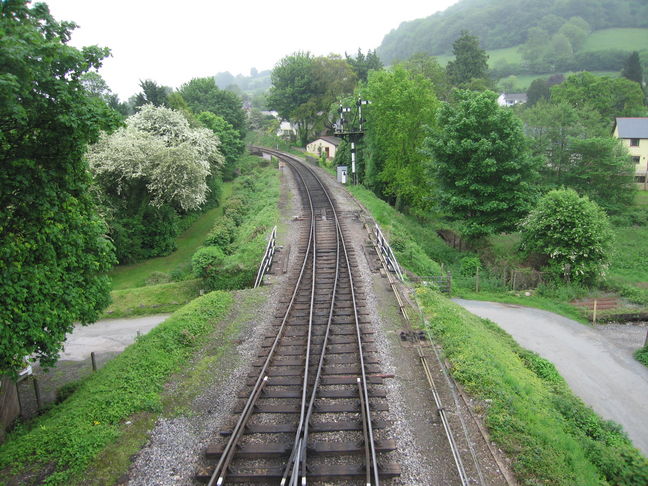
{"left": 497, "top": 93, "right": 527, "bottom": 107}
{"left": 613, "top": 117, "right": 648, "bottom": 188}
{"left": 306, "top": 136, "right": 342, "bottom": 159}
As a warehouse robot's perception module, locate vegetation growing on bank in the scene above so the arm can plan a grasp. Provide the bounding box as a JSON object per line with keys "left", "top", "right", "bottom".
{"left": 417, "top": 288, "right": 648, "bottom": 485}
{"left": 192, "top": 155, "right": 280, "bottom": 291}
{"left": 0, "top": 291, "right": 234, "bottom": 486}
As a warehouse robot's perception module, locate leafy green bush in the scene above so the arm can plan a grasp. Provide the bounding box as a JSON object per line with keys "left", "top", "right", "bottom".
{"left": 204, "top": 217, "right": 236, "bottom": 250}
{"left": 459, "top": 256, "right": 481, "bottom": 277}
{"left": 223, "top": 196, "right": 246, "bottom": 226}
{"left": 636, "top": 347, "right": 648, "bottom": 368}
{"left": 191, "top": 246, "right": 225, "bottom": 279}
{"left": 520, "top": 189, "right": 613, "bottom": 285}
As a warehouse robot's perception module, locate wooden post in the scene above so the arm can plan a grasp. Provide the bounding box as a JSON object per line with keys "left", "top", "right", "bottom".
{"left": 643, "top": 329, "right": 648, "bottom": 348}
{"left": 33, "top": 377, "right": 42, "bottom": 411}
{"left": 91, "top": 352, "right": 97, "bottom": 372}
{"left": 475, "top": 267, "right": 480, "bottom": 293}
{"left": 512, "top": 270, "right": 517, "bottom": 291}
{"left": 592, "top": 300, "right": 597, "bottom": 325}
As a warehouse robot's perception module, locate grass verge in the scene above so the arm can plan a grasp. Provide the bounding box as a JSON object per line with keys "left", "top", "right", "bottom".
{"left": 453, "top": 288, "right": 588, "bottom": 323}
{"left": 103, "top": 279, "right": 203, "bottom": 319}
{"left": 0, "top": 291, "right": 234, "bottom": 486}
{"left": 417, "top": 288, "right": 648, "bottom": 485}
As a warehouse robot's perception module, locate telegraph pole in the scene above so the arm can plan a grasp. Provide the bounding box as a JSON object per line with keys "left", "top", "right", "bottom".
{"left": 334, "top": 98, "right": 370, "bottom": 185}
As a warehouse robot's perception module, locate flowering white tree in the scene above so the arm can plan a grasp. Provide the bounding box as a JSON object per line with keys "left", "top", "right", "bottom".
{"left": 88, "top": 105, "right": 224, "bottom": 211}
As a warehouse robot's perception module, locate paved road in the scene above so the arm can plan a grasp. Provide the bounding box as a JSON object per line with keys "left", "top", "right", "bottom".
{"left": 455, "top": 299, "right": 648, "bottom": 456}
{"left": 60, "top": 314, "right": 171, "bottom": 360}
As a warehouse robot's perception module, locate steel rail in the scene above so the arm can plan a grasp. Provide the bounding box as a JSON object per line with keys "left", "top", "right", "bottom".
{"left": 279, "top": 159, "right": 321, "bottom": 486}
{"left": 206, "top": 153, "right": 318, "bottom": 486}
{"left": 282, "top": 151, "right": 381, "bottom": 486}
{"left": 281, "top": 158, "right": 342, "bottom": 486}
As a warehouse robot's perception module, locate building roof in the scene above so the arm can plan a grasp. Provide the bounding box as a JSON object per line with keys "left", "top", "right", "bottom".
{"left": 615, "top": 117, "right": 648, "bottom": 139}
{"left": 313, "top": 136, "right": 342, "bottom": 146}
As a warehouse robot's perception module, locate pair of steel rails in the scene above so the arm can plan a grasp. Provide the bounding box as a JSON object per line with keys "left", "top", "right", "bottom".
{"left": 205, "top": 149, "right": 384, "bottom": 485}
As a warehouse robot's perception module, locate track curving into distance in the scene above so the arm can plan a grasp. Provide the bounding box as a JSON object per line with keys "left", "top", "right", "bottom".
{"left": 197, "top": 148, "right": 399, "bottom": 485}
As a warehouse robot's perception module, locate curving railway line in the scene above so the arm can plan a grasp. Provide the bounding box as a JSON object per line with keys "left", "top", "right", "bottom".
{"left": 196, "top": 149, "right": 400, "bottom": 485}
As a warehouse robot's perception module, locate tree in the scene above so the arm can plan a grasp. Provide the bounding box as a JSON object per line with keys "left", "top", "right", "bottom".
{"left": 133, "top": 79, "right": 171, "bottom": 108}
{"left": 197, "top": 111, "right": 245, "bottom": 180}
{"left": 446, "top": 31, "right": 490, "bottom": 87}
{"left": 622, "top": 51, "right": 643, "bottom": 85}
{"left": 267, "top": 52, "right": 356, "bottom": 146}
{"left": 400, "top": 53, "right": 451, "bottom": 100}
{"left": 361, "top": 66, "right": 440, "bottom": 211}
{"left": 551, "top": 72, "right": 646, "bottom": 119}
{"left": 564, "top": 137, "right": 635, "bottom": 213}
{"left": 520, "top": 27, "right": 551, "bottom": 71}
{"left": 345, "top": 48, "right": 383, "bottom": 82}
{"left": 87, "top": 105, "right": 223, "bottom": 262}
{"left": 558, "top": 17, "right": 589, "bottom": 50}
{"left": 80, "top": 72, "right": 130, "bottom": 118}
{"left": 0, "top": 1, "right": 116, "bottom": 375}
{"left": 521, "top": 100, "right": 604, "bottom": 184}
{"left": 520, "top": 189, "right": 613, "bottom": 285}
{"left": 526, "top": 78, "right": 551, "bottom": 106}
{"left": 426, "top": 90, "right": 539, "bottom": 240}
{"left": 178, "top": 77, "right": 246, "bottom": 137}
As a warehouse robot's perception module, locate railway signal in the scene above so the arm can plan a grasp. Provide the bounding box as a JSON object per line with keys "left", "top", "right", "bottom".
{"left": 334, "top": 98, "right": 371, "bottom": 185}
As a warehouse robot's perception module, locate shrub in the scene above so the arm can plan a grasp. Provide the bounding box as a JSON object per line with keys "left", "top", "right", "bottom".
{"left": 204, "top": 217, "right": 237, "bottom": 250}
{"left": 223, "top": 197, "right": 246, "bottom": 226}
{"left": 520, "top": 189, "right": 613, "bottom": 285}
{"left": 191, "top": 246, "right": 225, "bottom": 279}
{"left": 459, "top": 256, "right": 482, "bottom": 277}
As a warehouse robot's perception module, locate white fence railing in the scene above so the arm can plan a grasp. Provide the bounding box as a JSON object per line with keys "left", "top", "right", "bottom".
{"left": 374, "top": 223, "right": 404, "bottom": 281}
{"left": 254, "top": 226, "right": 277, "bottom": 288}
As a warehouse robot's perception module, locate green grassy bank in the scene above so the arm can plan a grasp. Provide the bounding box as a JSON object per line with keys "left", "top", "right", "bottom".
{"left": 0, "top": 291, "right": 234, "bottom": 486}
{"left": 417, "top": 288, "right": 648, "bottom": 485}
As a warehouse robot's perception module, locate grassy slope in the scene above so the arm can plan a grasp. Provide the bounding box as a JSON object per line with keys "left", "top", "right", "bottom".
{"left": 434, "top": 27, "right": 645, "bottom": 90}
{"left": 582, "top": 28, "right": 648, "bottom": 51}
{"left": 103, "top": 279, "right": 203, "bottom": 318}
{"left": 417, "top": 289, "right": 648, "bottom": 485}
{"left": 0, "top": 291, "right": 234, "bottom": 486}
{"left": 109, "top": 182, "right": 233, "bottom": 290}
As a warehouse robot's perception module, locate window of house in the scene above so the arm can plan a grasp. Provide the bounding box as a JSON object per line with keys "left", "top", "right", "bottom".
{"left": 630, "top": 138, "right": 640, "bottom": 147}
{"left": 635, "top": 175, "right": 646, "bottom": 183}
{"left": 632, "top": 156, "right": 641, "bottom": 164}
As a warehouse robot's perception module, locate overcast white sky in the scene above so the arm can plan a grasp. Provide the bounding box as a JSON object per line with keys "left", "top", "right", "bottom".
{"left": 43, "top": 0, "right": 459, "bottom": 100}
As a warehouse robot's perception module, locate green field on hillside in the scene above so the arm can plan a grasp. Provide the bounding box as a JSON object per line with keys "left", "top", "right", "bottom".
{"left": 433, "top": 27, "right": 646, "bottom": 86}
{"left": 582, "top": 28, "right": 648, "bottom": 52}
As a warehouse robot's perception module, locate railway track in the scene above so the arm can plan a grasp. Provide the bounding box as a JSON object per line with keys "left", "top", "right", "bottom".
{"left": 196, "top": 149, "right": 400, "bottom": 485}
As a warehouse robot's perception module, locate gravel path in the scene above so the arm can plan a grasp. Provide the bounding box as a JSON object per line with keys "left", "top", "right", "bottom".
{"left": 455, "top": 299, "right": 648, "bottom": 456}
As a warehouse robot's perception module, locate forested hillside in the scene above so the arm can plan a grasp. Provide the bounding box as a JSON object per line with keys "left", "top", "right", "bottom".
{"left": 377, "top": 0, "right": 648, "bottom": 65}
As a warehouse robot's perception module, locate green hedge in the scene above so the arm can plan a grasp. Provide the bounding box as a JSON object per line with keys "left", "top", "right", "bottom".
{"left": 417, "top": 288, "right": 648, "bottom": 485}
{"left": 0, "top": 291, "right": 234, "bottom": 485}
